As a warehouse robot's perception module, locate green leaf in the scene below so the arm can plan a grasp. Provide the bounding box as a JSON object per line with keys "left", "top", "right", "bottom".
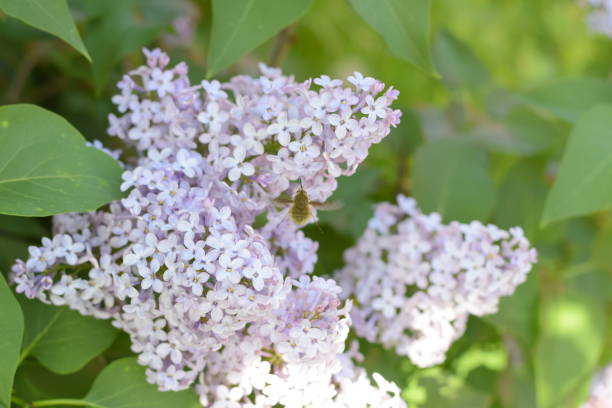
{"left": 492, "top": 161, "right": 547, "bottom": 241}
{"left": 0, "top": 104, "right": 123, "bottom": 217}
{"left": 348, "top": 0, "right": 435, "bottom": 75}
{"left": 0, "top": 215, "right": 48, "bottom": 238}
{"left": 83, "top": 358, "right": 200, "bottom": 408}
{"left": 411, "top": 139, "right": 497, "bottom": 223}
{"left": 0, "top": 274, "right": 24, "bottom": 408}
{"left": 19, "top": 297, "right": 117, "bottom": 374}
{"left": 0, "top": 216, "right": 48, "bottom": 271}
{"left": 485, "top": 272, "right": 538, "bottom": 347}
{"left": 0, "top": 0, "right": 90, "bottom": 61}
{"left": 0, "top": 236, "right": 29, "bottom": 272}
{"left": 433, "top": 29, "right": 490, "bottom": 91}
{"left": 541, "top": 105, "right": 612, "bottom": 226}
{"left": 13, "top": 358, "right": 105, "bottom": 401}
{"left": 498, "top": 364, "right": 537, "bottom": 408}
{"left": 303, "top": 224, "right": 353, "bottom": 276}
{"left": 526, "top": 78, "right": 612, "bottom": 123}
{"left": 534, "top": 293, "right": 605, "bottom": 408}
{"left": 207, "top": 0, "right": 314, "bottom": 77}
{"left": 84, "top": 0, "right": 179, "bottom": 92}
{"left": 409, "top": 368, "right": 491, "bottom": 408}
{"left": 318, "top": 169, "right": 378, "bottom": 238}
{"left": 563, "top": 263, "right": 612, "bottom": 305}
{"left": 465, "top": 109, "right": 559, "bottom": 157}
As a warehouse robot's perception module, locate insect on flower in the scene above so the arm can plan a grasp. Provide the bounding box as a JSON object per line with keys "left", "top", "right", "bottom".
{"left": 276, "top": 186, "right": 341, "bottom": 226}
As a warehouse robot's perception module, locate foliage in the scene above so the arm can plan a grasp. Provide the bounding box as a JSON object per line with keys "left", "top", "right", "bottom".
{"left": 0, "top": 0, "right": 611, "bottom": 406}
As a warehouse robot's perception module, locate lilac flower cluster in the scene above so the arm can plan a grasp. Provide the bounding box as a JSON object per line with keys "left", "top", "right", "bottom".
{"left": 582, "top": 0, "right": 612, "bottom": 36}
{"left": 335, "top": 196, "right": 537, "bottom": 368}
{"left": 11, "top": 49, "right": 405, "bottom": 406}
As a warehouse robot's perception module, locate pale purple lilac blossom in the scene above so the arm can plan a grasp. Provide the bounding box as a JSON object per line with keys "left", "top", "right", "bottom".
{"left": 335, "top": 196, "right": 537, "bottom": 368}
{"left": 11, "top": 49, "right": 405, "bottom": 407}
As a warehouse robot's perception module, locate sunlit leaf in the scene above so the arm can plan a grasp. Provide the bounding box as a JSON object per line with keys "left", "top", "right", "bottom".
{"left": 0, "top": 104, "right": 123, "bottom": 216}
{"left": 534, "top": 293, "right": 605, "bottom": 408}
{"left": 408, "top": 367, "right": 491, "bottom": 408}
{"left": 0, "top": 0, "right": 90, "bottom": 61}
{"left": 541, "top": 105, "right": 612, "bottom": 226}
{"left": 348, "top": 0, "right": 435, "bottom": 74}
{"left": 207, "top": 0, "right": 314, "bottom": 77}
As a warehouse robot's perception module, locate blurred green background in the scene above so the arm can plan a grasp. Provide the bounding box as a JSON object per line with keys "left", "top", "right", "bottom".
{"left": 1, "top": 0, "right": 612, "bottom": 407}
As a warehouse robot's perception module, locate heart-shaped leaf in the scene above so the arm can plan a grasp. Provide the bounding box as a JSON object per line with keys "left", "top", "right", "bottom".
{"left": 541, "top": 105, "right": 612, "bottom": 226}
{"left": 0, "top": 104, "right": 123, "bottom": 216}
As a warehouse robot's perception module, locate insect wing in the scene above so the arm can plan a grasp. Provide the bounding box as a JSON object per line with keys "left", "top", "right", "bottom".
{"left": 310, "top": 200, "right": 342, "bottom": 211}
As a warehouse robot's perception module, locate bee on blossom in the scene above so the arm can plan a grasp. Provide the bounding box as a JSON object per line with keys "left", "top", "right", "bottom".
{"left": 275, "top": 185, "right": 341, "bottom": 226}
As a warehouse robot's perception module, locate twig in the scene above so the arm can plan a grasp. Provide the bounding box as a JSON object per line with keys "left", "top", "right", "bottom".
{"left": 268, "top": 25, "right": 297, "bottom": 67}
{"left": 5, "top": 42, "right": 48, "bottom": 103}
{"left": 395, "top": 148, "right": 410, "bottom": 196}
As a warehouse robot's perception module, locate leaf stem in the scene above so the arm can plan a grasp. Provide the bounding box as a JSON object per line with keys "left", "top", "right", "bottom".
{"left": 4, "top": 42, "right": 48, "bottom": 103}
{"left": 30, "top": 399, "right": 102, "bottom": 408}
{"left": 11, "top": 395, "right": 28, "bottom": 407}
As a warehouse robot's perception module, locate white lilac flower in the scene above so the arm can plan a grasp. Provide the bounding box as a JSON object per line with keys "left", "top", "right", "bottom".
{"left": 335, "top": 195, "right": 537, "bottom": 368}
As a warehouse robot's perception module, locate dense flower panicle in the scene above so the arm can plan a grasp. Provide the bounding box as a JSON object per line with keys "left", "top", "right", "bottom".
{"left": 582, "top": 365, "right": 612, "bottom": 408}
{"left": 582, "top": 0, "right": 612, "bottom": 36}
{"left": 335, "top": 195, "right": 537, "bottom": 367}
{"left": 11, "top": 49, "right": 405, "bottom": 406}
{"left": 107, "top": 49, "right": 400, "bottom": 222}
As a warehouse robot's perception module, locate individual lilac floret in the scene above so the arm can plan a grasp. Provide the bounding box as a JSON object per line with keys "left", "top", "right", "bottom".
{"left": 335, "top": 195, "right": 537, "bottom": 367}
{"left": 581, "top": 365, "right": 612, "bottom": 408}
